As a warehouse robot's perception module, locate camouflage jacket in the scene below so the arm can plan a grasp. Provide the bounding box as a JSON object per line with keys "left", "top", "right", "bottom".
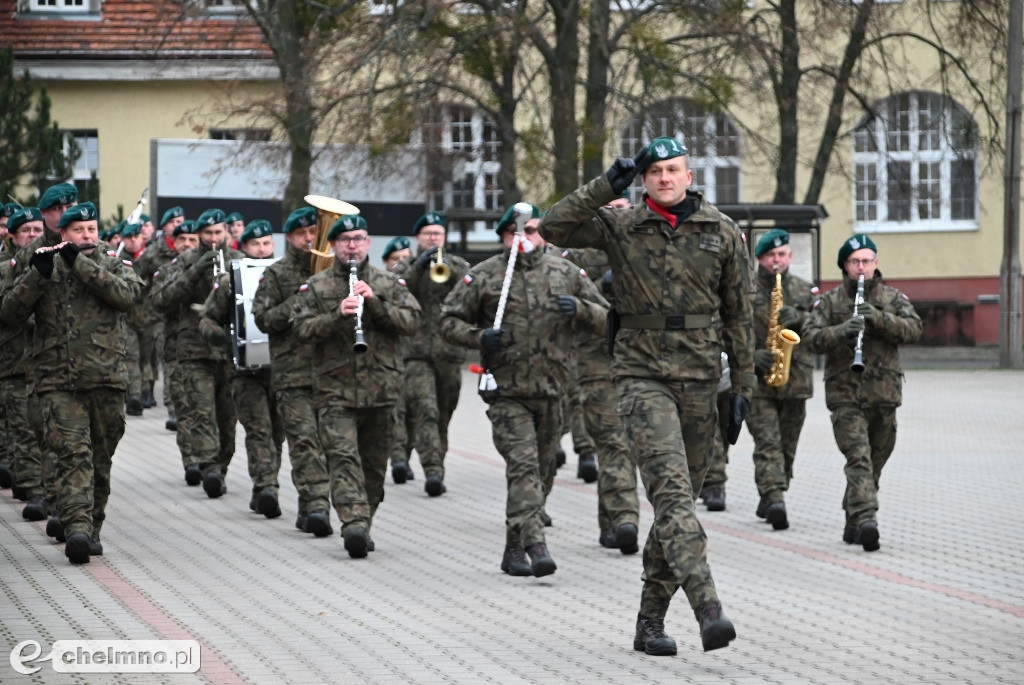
{"left": 149, "top": 255, "right": 186, "bottom": 358}
{"left": 392, "top": 247, "right": 471, "bottom": 363}
{"left": 135, "top": 238, "right": 177, "bottom": 326}
{"left": 0, "top": 247, "right": 142, "bottom": 393}
{"left": 291, "top": 256, "right": 421, "bottom": 408}
{"left": 753, "top": 264, "right": 816, "bottom": 400}
{"left": 252, "top": 242, "right": 316, "bottom": 390}
{"left": 802, "top": 272, "right": 922, "bottom": 409}
{"left": 539, "top": 174, "right": 757, "bottom": 397}
{"left": 439, "top": 247, "right": 608, "bottom": 401}
{"left": 0, "top": 256, "right": 33, "bottom": 380}
{"left": 558, "top": 247, "right": 612, "bottom": 385}
{"left": 150, "top": 243, "right": 243, "bottom": 362}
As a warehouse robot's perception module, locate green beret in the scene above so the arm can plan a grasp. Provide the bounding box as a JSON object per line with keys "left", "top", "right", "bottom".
{"left": 837, "top": 233, "right": 878, "bottom": 269}
{"left": 196, "top": 208, "right": 227, "bottom": 227}
{"left": 495, "top": 203, "right": 540, "bottom": 235}
{"left": 645, "top": 137, "right": 688, "bottom": 166}
{"left": 57, "top": 201, "right": 98, "bottom": 228}
{"left": 173, "top": 220, "right": 199, "bottom": 237}
{"left": 7, "top": 207, "right": 43, "bottom": 232}
{"left": 39, "top": 182, "right": 78, "bottom": 210}
{"left": 98, "top": 229, "right": 110, "bottom": 241}
{"left": 139, "top": 213, "right": 151, "bottom": 224}
{"left": 112, "top": 219, "right": 126, "bottom": 236}
{"left": 2, "top": 202, "right": 20, "bottom": 218}
{"left": 226, "top": 211, "right": 244, "bottom": 224}
{"left": 240, "top": 219, "right": 273, "bottom": 243}
{"left": 121, "top": 222, "right": 142, "bottom": 238}
{"left": 282, "top": 206, "right": 317, "bottom": 233}
{"left": 755, "top": 228, "right": 790, "bottom": 258}
{"left": 412, "top": 211, "right": 446, "bottom": 235}
{"left": 382, "top": 236, "right": 411, "bottom": 259}
{"left": 160, "top": 206, "right": 184, "bottom": 227}
{"left": 327, "top": 214, "right": 368, "bottom": 240}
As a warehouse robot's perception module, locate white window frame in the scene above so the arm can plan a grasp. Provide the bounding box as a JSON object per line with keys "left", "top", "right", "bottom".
{"left": 619, "top": 98, "right": 742, "bottom": 205}
{"left": 63, "top": 130, "right": 99, "bottom": 182}
{"left": 29, "top": 0, "right": 94, "bottom": 13}
{"left": 852, "top": 91, "right": 978, "bottom": 234}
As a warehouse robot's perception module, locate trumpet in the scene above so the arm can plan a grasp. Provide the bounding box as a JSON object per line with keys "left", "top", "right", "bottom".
{"left": 304, "top": 194, "right": 361, "bottom": 274}
{"left": 429, "top": 244, "right": 451, "bottom": 283}
{"left": 851, "top": 274, "right": 866, "bottom": 373}
{"left": 349, "top": 259, "right": 368, "bottom": 354}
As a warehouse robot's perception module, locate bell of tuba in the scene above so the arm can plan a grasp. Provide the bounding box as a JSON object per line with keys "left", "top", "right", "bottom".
{"left": 765, "top": 271, "right": 801, "bottom": 388}
{"left": 304, "top": 194, "right": 361, "bottom": 275}
{"left": 429, "top": 244, "right": 451, "bottom": 283}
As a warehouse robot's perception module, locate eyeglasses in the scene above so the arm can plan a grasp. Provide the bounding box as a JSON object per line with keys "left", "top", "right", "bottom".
{"left": 846, "top": 258, "right": 876, "bottom": 267}
{"left": 335, "top": 235, "right": 367, "bottom": 244}
{"left": 420, "top": 230, "right": 446, "bottom": 238}
{"left": 505, "top": 227, "right": 539, "bottom": 236}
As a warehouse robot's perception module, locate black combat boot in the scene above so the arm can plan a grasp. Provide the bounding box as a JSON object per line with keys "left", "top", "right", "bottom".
{"left": 857, "top": 520, "right": 880, "bottom": 552}
{"left": 295, "top": 511, "right": 308, "bottom": 531}
{"left": 695, "top": 601, "right": 736, "bottom": 652}
{"left": 343, "top": 526, "right": 369, "bottom": 559}
{"left": 0, "top": 462, "right": 12, "bottom": 488}
{"left": 256, "top": 489, "right": 282, "bottom": 519}
{"left": 165, "top": 411, "right": 178, "bottom": 432}
{"left": 46, "top": 516, "right": 63, "bottom": 539}
{"left": 633, "top": 614, "right": 677, "bottom": 656}
{"left": 756, "top": 496, "right": 769, "bottom": 520}
{"left": 249, "top": 491, "right": 258, "bottom": 512}
{"left": 598, "top": 529, "right": 618, "bottom": 549}
{"left": 23, "top": 496, "right": 50, "bottom": 522}
{"left": 391, "top": 460, "right": 409, "bottom": 484}
{"left": 126, "top": 395, "right": 144, "bottom": 416}
{"left": 424, "top": 475, "right": 446, "bottom": 497}
{"left": 615, "top": 523, "right": 639, "bottom": 555}
{"left": 555, "top": 447, "right": 566, "bottom": 468}
{"left": 766, "top": 501, "right": 789, "bottom": 530}
{"left": 142, "top": 383, "right": 157, "bottom": 408}
{"left": 576, "top": 452, "right": 598, "bottom": 483}
{"left": 65, "top": 532, "right": 91, "bottom": 564}
{"left": 202, "top": 471, "right": 226, "bottom": 499}
{"left": 525, "top": 542, "right": 557, "bottom": 577}
{"left": 304, "top": 510, "right": 332, "bottom": 537}
{"left": 89, "top": 532, "right": 103, "bottom": 556}
{"left": 843, "top": 521, "right": 857, "bottom": 544}
{"left": 500, "top": 545, "right": 532, "bottom": 576}
{"left": 703, "top": 486, "right": 726, "bottom": 512}
{"left": 184, "top": 464, "right": 202, "bottom": 486}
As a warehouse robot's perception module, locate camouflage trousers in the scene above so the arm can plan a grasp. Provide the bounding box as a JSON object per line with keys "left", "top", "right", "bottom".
{"left": 748, "top": 396, "right": 807, "bottom": 502}
{"left": 139, "top": 321, "right": 161, "bottom": 385}
{"left": 615, "top": 377, "right": 720, "bottom": 616}
{"left": 40, "top": 388, "right": 125, "bottom": 537}
{"left": 276, "top": 386, "right": 329, "bottom": 515}
{"left": 161, "top": 335, "right": 175, "bottom": 410}
{"left": 701, "top": 391, "right": 732, "bottom": 489}
{"left": 831, "top": 403, "right": 898, "bottom": 525}
{"left": 0, "top": 376, "right": 46, "bottom": 499}
{"left": 580, "top": 376, "right": 638, "bottom": 533}
{"left": 564, "top": 369, "right": 594, "bottom": 456}
{"left": 389, "top": 393, "right": 413, "bottom": 467}
{"left": 166, "top": 357, "right": 193, "bottom": 466}
{"left": 126, "top": 326, "right": 142, "bottom": 397}
{"left": 232, "top": 369, "right": 285, "bottom": 492}
{"left": 316, "top": 399, "right": 391, "bottom": 533}
{"left": 403, "top": 358, "right": 462, "bottom": 479}
{"left": 177, "top": 359, "right": 236, "bottom": 478}
{"left": 485, "top": 396, "right": 562, "bottom": 549}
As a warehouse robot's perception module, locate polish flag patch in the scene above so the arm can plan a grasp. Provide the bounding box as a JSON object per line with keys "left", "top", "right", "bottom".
{"left": 463, "top": 274, "right": 474, "bottom": 284}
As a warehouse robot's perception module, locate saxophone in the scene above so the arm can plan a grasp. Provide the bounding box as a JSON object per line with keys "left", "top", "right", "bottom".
{"left": 764, "top": 270, "right": 801, "bottom": 388}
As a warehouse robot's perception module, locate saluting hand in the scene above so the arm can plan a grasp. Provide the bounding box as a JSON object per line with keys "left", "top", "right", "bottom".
{"left": 605, "top": 148, "right": 652, "bottom": 195}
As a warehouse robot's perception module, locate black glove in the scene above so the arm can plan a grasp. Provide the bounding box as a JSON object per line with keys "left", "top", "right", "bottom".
{"left": 58, "top": 241, "right": 80, "bottom": 267}
{"left": 553, "top": 294, "right": 577, "bottom": 318}
{"left": 479, "top": 328, "right": 510, "bottom": 368}
{"left": 858, "top": 302, "right": 881, "bottom": 327}
{"left": 841, "top": 316, "right": 865, "bottom": 340}
{"left": 777, "top": 305, "right": 801, "bottom": 328}
{"left": 414, "top": 246, "right": 439, "bottom": 269}
{"left": 193, "top": 249, "right": 219, "bottom": 272}
{"left": 30, "top": 250, "right": 56, "bottom": 279}
{"left": 753, "top": 349, "right": 775, "bottom": 375}
{"left": 600, "top": 269, "right": 613, "bottom": 295}
{"left": 605, "top": 148, "right": 652, "bottom": 195}
{"left": 725, "top": 394, "right": 749, "bottom": 445}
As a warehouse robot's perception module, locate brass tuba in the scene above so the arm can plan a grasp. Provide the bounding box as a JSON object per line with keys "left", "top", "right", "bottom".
{"left": 304, "top": 194, "right": 361, "bottom": 274}
{"left": 764, "top": 270, "right": 801, "bottom": 388}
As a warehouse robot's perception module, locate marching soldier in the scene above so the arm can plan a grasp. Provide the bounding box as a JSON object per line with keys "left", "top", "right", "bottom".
{"left": 440, "top": 204, "right": 608, "bottom": 578}
{"left": 381, "top": 235, "right": 415, "bottom": 484}
{"left": 382, "top": 236, "right": 411, "bottom": 271}
{"left": 803, "top": 235, "right": 922, "bottom": 551}
{"left": 120, "top": 222, "right": 147, "bottom": 415}
{"left": 540, "top": 137, "right": 754, "bottom": 653}
{"left": 292, "top": 214, "right": 421, "bottom": 557}
{"left": 200, "top": 219, "right": 286, "bottom": 518}
{"left": 252, "top": 206, "right": 333, "bottom": 536}
{"left": 0, "top": 202, "right": 143, "bottom": 564}
{"left": 151, "top": 209, "right": 243, "bottom": 497}
{"left": 392, "top": 211, "right": 470, "bottom": 496}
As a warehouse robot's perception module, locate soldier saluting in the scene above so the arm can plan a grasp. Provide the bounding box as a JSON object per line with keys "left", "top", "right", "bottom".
{"left": 0, "top": 202, "right": 143, "bottom": 564}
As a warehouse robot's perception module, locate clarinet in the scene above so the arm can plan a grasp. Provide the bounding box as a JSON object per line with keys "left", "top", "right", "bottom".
{"left": 850, "top": 274, "right": 866, "bottom": 373}
{"left": 349, "top": 259, "right": 368, "bottom": 354}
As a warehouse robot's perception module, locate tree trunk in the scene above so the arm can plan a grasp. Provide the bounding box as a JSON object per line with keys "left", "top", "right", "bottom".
{"left": 772, "top": 0, "right": 800, "bottom": 204}
{"left": 582, "top": 0, "right": 613, "bottom": 182}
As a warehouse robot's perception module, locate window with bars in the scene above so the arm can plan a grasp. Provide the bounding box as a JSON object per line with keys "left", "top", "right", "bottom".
{"left": 619, "top": 98, "right": 742, "bottom": 204}
{"left": 852, "top": 91, "right": 978, "bottom": 232}
{"left": 29, "top": 0, "right": 94, "bottom": 12}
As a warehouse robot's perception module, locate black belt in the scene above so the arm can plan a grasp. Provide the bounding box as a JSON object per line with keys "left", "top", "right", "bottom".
{"left": 618, "top": 314, "right": 713, "bottom": 330}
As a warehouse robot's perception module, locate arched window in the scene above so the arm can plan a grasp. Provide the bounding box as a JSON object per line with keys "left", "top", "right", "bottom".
{"left": 619, "top": 98, "right": 741, "bottom": 204}
{"left": 411, "top": 104, "right": 503, "bottom": 215}
{"left": 853, "top": 91, "right": 978, "bottom": 232}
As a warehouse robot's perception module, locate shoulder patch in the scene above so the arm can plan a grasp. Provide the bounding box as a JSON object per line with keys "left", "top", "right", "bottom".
{"left": 107, "top": 250, "right": 117, "bottom": 257}
{"left": 579, "top": 268, "right": 587, "bottom": 278}
{"left": 813, "top": 299, "right": 821, "bottom": 308}
{"left": 153, "top": 270, "right": 160, "bottom": 279}
{"left": 561, "top": 249, "right": 570, "bottom": 258}
{"left": 299, "top": 283, "right": 309, "bottom": 292}
{"left": 213, "top": 281, "right": 219, "bottom": 291}
{"left": 901, "top": 293, "right": 911, "bottom": 301}
{"left": 463, "top": 274, "right": 473, "bottom": 285}
{"left": 122, "top": 260, "right": 133, "bottom": 267}
{"left": 397, "top": 278, "right": 407, "bottom": 287}
{"left": 171, "top": 257, "right": 178, "bottom": 264}
{"left": 811, "top": 286, "right": 820, "bottom": 294}
{"left": 10, "top": 258, "right": 15, "bottom": 267}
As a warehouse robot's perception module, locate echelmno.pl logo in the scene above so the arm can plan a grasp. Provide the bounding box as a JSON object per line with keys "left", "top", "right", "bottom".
{"left": 9, "top": 640, "right": 200, "bottom": 675}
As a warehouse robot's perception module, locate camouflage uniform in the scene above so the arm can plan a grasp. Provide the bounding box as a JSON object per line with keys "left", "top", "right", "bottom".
{"left": 559, "top": 247, "right": 639, "bottom": 543}
{"left": 136, "top": 238, "right": 178, "bottom": 409}
{"left": 539, "top": 174, "right": 755, "bottom": 618}
{"left": 201, "top": 269, "right": 285, "bottom": 506}
{"left": 392, "top": 247, "right": 470, "bottom": 485}
{"left": 0, "top": 242, "right": 142, "bottom": 544}
{"left": 747, "top": 264, "right": 816, "bottom": 510}
{"left": 291, "top": 257, "right": 420, "bottom": 539}
{"left": 440, "top": 247, "right": 608, "bottom": 555}
{"left": 151, "top": 243, "right": 242, "bottom": 488}
{"left": 803, "top": 272, "right": 922, "bottom": 532}
{"left": 252, "top": 241, "right": 331, "bottom": 520}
